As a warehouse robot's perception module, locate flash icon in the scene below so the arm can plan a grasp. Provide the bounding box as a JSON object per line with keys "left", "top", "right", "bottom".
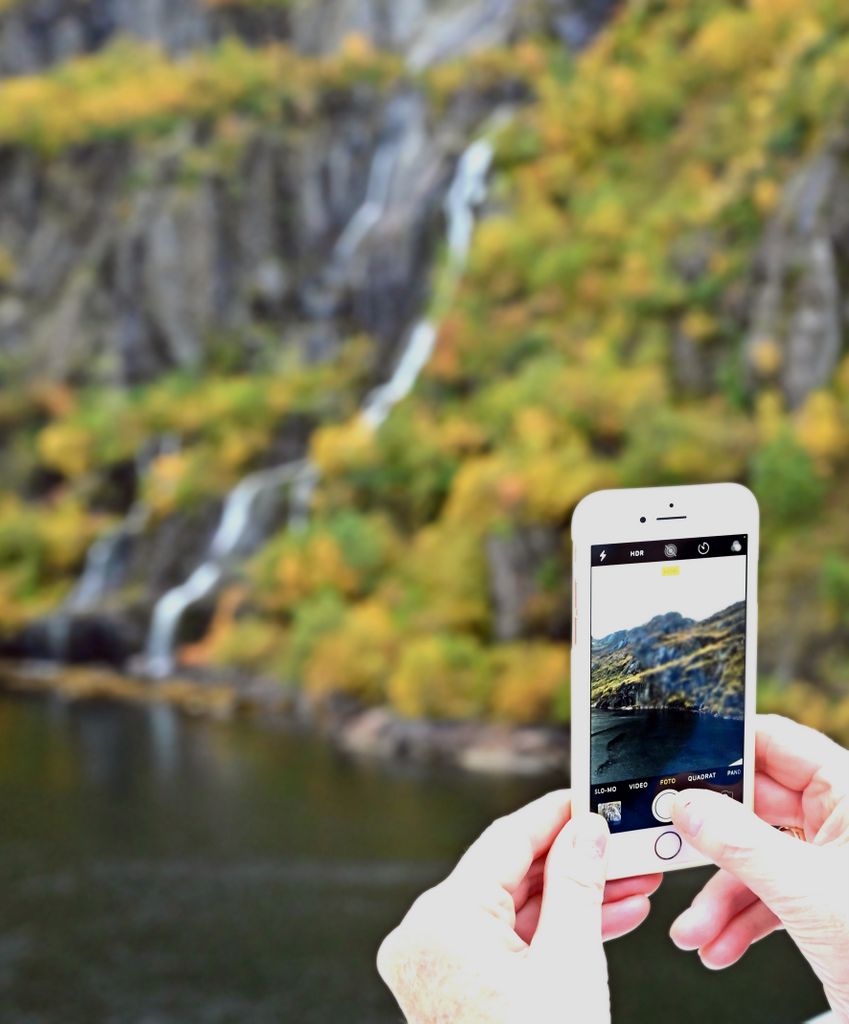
{"left": 600, "top": 550, "right": 607, "bottom": 562}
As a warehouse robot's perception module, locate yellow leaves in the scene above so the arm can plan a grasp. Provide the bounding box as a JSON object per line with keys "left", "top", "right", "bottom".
{"left": 274, "top": 534, "right": 358, "bottom": 607}
{"left": 398, "top": 523, "right": 489, "bottom": 634}
{"left": 584, "top": 196, "right": 628, "bottom": 240}
{"left": 144, "top": 452, "right": 191, "bottom": 517}
{"left": 37, "top": 421, "right": 94, "bottom": 479}
{"left": 750, "top": 337, "right": 783, "bottom": 377}
{"left": 254, "top": 511, "right": 398, "bottom": 618}
{"left": 387, "top": 634, "right": 489, "bottom": 720}
{"left": 759, "top": 682, "right": 849, "bottom": 746}
{"left": 691, "top": 12, "right": 761, "bottom": 76}
{"left": 514, "top": 41, "right": 547, "bottom": 76}
{"left": 428, "top": 313, "right": 469, "bottom": 383}
{"left": 471, "top": 217, "right": 518, "bottom": 275}
{"left": 38, "top": 496, "right": 103, "bottom": 573}
{"left": 437, "top": 416, "right": 489, "bottom": 456}
{"left": 443, "top": 438, "right": 613, "bottom": 527}
{"left": 680, "top": 310, "right": 718, "bottom": 343}
{"left": 521, "top": 451, "right": 615, "bottom": 522}
{"left": 339, "top": 32, "right": 374, "bottom": 63}
{"left": 490, "top": 644, "right": 568, "bottom": 724}
{"left": 444, "top": 456, "right": 506, "bottom": 526}
{"left": 513, "top": 407, "right": 561, "bottom": 453}
{"left": 192, "top": 612, "right": 284, "bottom": 673}
{"left": 794, "top": 390, "right": 848, "bottom": 471}
{"left": 0, "top": 493, "right": 103, "bottom": 581}
{"left": 753, "top": 177, "right": 781, "bottom": 214}
{"left": 305, "top": 600, "right": 397, "bottom": 702}
{"left": 385, "top": 635, "right": 569, "bottom": 724}
{"left": 755, "top": 391, "right": 785, "bottom": 444}
{"left": 217, "top": 429, "right": 266, "bottom": 475}
{"left": 619, "top": 252, "right": 654, "bottom": 301}
{"left": 0, "top": 37, "right": 402, "bottom": 154}
{"left": 561, "top": 360, "right": 668, "bottom": 440}
{"left": 310, "top": 419, "right": 376, "bottom": 476}
{"left": 749, "top": 0, "right": 806, "bottom": 19}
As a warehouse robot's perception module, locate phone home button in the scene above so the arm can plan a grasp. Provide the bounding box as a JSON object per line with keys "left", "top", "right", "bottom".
{"left": 654, "top": 831, "right": 683, "bottom": 861}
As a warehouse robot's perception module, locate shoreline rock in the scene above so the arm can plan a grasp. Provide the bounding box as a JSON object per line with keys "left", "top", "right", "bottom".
{"left": 0, "top": 660, "right": 569, "bottom": 778}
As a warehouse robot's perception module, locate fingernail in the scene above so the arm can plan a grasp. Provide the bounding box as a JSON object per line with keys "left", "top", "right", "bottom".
{"left": 673, "top": 794, "right": 703, "bottom": 838}
{"left": 671, "top": 905, "right": 709, "bottom": 948}
{"left": 572, "top": 814, "right": 609, "bottom": 860}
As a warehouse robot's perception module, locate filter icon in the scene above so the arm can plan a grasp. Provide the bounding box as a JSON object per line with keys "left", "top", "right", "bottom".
{"left": 731, "top": 539, "right": 742, "bottom": 553}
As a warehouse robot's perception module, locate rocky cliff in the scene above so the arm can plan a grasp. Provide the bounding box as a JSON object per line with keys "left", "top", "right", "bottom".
{"left": 0, "top": 1, "right": 847, "bottom": 734}
{"left": 0, "top": 0, "right": 619, "bottom": 76}
{"left": 0, "top": 89, "right": 454, "bottom": 386}
{"left": 591, "top": 602, "right": 746, "bottom": 719}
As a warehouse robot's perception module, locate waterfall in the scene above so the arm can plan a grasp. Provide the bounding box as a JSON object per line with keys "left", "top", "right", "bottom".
{"left": 67, "top": 440, "right": 177, "bottom": 612}
{"left": 145, "top": 459, "right": 313, "bottom": 677}
{"left": 331, "top": 137, "right": 399, "bottom": 268}
{"left": 330, "top": 93, "right": 421, "bottom": 273}
{"left": 68, "top": 503, "right": 145, "bottom": 611}
{"left": 142, "top": 129, "right": 497, "bottom": 677}
{"left": 361, "top": 138, "right": 494, "bottom": 429}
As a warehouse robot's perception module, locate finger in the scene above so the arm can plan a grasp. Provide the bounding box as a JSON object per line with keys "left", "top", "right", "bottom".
{"left": 531, "top": 812, "right": 609, "bottom": 962}
{"left": 516, "top": 889, "right": 656, "bottom": 945}
{"left": 755, "top": 772, "right": 804, "bottom": 828}
{"left": 602, "top": 894, "right": 652, "bottom": 942}
{"left": 517, "top": 861, "right": 659, "bottom": 913}
{"left": 511, "top": 857, "right": 546, "bottom": 912}
{"left": 699, "top": 900, "right": 783, "bottom": 970}
{"left": 756, "top": 714, "right": 849, "bottom": 795}
{"left": 605, "top": 873, "right": 663, "bottom": 903}
{"left": 671, "top": 788, "right": 814, "bottom": 908}
{"left": 514, "top": 892, "right": 542, "bottom": 944}
{"left": 670, "top": 869, "right": 762, "bottom": 951}
{"left": 451, "top": 790, "right": 571, "bottom": 894}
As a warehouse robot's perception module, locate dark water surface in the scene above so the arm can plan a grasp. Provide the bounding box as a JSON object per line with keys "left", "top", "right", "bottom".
{"left": 591, "top": 708, "right": 744, "bottom": 784}
{"left": 0, "top": 692, "right": 827, "bottom": 1024}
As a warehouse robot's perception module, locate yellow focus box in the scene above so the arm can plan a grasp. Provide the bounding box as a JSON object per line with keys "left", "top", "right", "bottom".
{"left": 661, "top": 565, "right": 680, "bottom": 576}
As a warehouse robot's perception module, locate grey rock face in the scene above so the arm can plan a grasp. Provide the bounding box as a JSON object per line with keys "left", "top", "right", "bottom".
{"left": 0, "top": 0, "right": 213, "bottom": 77}
{"left": 543, "top": 0, "right": 621, "bottom": 49}
{"left": 486, "top": 526, "right": 570, "bottom": 642}
{"left": 0, "top": 0, "right": 617, "bottom": 78}
{"left": 745, "top": 144, "right": 849, "bottom": 408}
{"left": 0, "top": 87, "right": 465, "bottom": 386}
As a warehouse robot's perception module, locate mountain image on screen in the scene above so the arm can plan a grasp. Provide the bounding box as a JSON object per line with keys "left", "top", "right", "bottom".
{"left": 591, "top": 600, "right": 745, "bottom": 720}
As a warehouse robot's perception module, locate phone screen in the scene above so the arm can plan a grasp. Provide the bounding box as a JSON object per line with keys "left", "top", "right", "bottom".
{"left": 589, "top": 534, "right": 748, "bottom": 833}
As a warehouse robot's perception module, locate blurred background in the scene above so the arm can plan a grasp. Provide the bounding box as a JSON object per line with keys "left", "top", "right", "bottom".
{"left": 0, "top": 0, "right": 847, "bottom": 1021}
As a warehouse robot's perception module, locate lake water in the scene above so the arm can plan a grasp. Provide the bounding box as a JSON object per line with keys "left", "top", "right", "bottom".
{"left": 591, "top": 708, "right": 744, "bottom": 784}
{"left": 0, "top": 691, "right": 828, "bottom": 1023}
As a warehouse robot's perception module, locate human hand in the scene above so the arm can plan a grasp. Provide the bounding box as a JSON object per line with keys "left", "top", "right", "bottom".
{"left": 669, "top": 714, "right": 849, "bottom": 1021}
{"left": 377, "top": 790, "right": 662, "bottom": 1024}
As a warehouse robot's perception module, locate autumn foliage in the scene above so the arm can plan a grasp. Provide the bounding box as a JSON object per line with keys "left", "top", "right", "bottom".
{"left": 1, "top": 0, "right": 849, "bottom": 739}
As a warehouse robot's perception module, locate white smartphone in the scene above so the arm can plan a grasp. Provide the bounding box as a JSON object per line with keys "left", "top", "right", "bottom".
{"left": 570, "top": 483, "right": 759, "bottom": 879}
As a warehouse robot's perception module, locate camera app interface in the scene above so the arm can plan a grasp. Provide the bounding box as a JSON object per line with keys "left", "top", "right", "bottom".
{"left": 589, "top": 535, "right": 747, "bottom": 833}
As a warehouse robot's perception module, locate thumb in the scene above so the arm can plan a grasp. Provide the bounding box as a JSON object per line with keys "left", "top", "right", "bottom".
{"left": 531, "top": 812, "right": 609, "bottom": 963}
{"left": 671, "top": 789, "right": 814, "bottom": 909}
